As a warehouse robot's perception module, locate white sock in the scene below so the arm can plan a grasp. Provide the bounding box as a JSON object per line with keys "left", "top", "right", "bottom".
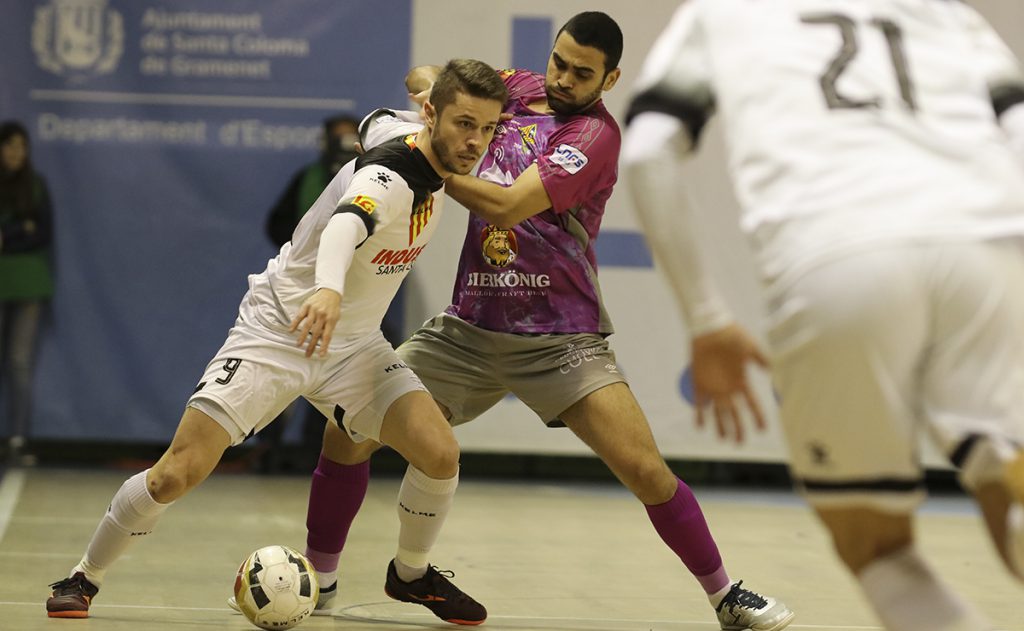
{"left": 858, "top": 547, "right": 992, "bottom": 631}
{"left": 72, "top": 469, "right": 171, "bottom": 587}
{"left": 317, "top": 571, "right": 337, "bottom": 591}
{"left": 708, "top": 582, "right": 733, "bottom": 608}
{"left": 394, "top": 464, "right": 458, "bottom": 582}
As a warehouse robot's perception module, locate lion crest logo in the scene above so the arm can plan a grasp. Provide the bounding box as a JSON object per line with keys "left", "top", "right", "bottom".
{"left": 32, "top": 0, "right": 124, "bottom": 80}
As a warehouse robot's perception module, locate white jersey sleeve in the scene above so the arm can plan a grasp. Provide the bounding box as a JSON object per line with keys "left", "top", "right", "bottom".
{"left": 359, "top": 108, "right": 425, "bottom": 151}
{"left": 627, "top": 0, "right": 715, "bottom": 144}
{"left": 623, "top": 112, "right": 735, "bottom": 335}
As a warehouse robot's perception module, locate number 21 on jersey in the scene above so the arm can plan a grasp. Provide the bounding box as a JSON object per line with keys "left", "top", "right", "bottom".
{"left": 802, "top": 13, "right": 917, "bottom": 112}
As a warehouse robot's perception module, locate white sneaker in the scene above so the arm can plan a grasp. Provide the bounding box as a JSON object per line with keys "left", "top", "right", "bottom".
{"left": 228, "top": 581, "right": 338, "bottom": 617}
{"left": 715, "top": 581, "right": 795, "bottom": 631}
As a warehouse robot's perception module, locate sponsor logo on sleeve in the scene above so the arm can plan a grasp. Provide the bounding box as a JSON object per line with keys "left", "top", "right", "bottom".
{"left": 550, "top": 144, "right": 588, "bottom": 174}
{"left": 352, "top": 195, "right": 378, "bottom": 214}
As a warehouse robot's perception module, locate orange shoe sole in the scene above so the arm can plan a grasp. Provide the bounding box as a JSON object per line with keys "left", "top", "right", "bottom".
{"left": 445, "top": 618, "right": 486, "bottom": 626}
{"left": 47, "top": 610, "right": 89, "bottom": 618}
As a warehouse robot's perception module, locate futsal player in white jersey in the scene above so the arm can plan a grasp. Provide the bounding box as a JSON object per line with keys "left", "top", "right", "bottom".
{"left": 623, "top": 1, "right": 1024, "bottom": 630}
{"left": 45, "top": 59, "right": 506, "bottom": 623}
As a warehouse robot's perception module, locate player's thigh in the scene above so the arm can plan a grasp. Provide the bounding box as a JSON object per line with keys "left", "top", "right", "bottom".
{"left": 187, "top": 321, "right": 314, "bottom": 446}
{"left": 500, "top": 331, "right": 626, "bottom": 427}
{"left": 397, "top": 314, "right": 508, "bottom": 424}
{"left": 377, "top": 390, "right": 459, "bottom": 476}
{"left": 559, "top": 382, "right": 676, "bottom": 503}
{"left": 768, "top": 247, "right": 930, "bottom": 512}
{"left": 307, "top": 332, "right": 435, "bottom": 447}
{"left": 922, "top": 240, "right": 1024, "bottom": 474}
{"left": 149, "top": 406, "right": 234, "bottom": 501}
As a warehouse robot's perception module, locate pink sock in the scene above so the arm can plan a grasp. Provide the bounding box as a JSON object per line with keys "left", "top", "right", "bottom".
{"left": 645, "top": 478, "right": 730, "bottom": 594}
{"left": 304, "top": 455, "right": 370, "bottom": 573}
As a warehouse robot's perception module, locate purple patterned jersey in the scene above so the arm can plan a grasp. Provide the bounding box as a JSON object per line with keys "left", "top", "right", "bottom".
{"left": 445, "top": 69, "right": 621, "bottom": 333}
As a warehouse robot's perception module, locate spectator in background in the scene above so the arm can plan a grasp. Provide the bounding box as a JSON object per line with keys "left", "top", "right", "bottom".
{"left": 265, "top": 114, "right": 361, "bottom": 247}
{"left": 0, "top": 120, "right": 53, "bottom": 464}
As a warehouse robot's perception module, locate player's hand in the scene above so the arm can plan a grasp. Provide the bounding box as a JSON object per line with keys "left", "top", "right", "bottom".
{"left": 289, "top": 289, "right": 342, "bottom": 358}
{"left": 690, "top": 323, "right": 769, "bottom": 444}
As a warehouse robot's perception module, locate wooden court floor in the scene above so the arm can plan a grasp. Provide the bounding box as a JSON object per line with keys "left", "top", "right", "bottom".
{"left": 0, "top": 467, "right": 1021, "bottom": 631}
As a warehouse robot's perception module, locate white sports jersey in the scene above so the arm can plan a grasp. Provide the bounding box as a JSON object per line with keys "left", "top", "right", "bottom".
{"left": 630, "top": 0, "right": 1024, "bottom": 284}
{"left": 244, "top": 114, "right": 441, "bottom": 349}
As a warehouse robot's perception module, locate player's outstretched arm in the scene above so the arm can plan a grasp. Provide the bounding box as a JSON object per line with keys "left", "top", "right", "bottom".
{"left": 446, "top": 163, "right": 552, "bottom": 229}
{"left": 623, "top": 111, "right": 768, "bottom": 443}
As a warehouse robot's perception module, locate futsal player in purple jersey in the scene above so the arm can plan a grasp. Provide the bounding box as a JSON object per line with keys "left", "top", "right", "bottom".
{"left": 300, "top": 12, "right": 794, "bottom": 630}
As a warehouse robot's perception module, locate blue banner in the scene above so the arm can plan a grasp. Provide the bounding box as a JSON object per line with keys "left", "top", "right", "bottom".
{"left": 0, "top": 0, "right": 412, "bottom": 441}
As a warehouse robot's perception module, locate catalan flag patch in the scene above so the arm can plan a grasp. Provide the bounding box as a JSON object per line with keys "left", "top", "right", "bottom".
{"left": 409, "top": 195, "right": 434, "bottom": 245}
{"left": 352, "top": 195, "right": 378, "bottom": 214}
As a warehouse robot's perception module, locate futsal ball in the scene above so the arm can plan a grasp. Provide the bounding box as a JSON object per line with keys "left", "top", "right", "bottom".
{"left": 233, "top": 545, "right": 319, "bottom": 630}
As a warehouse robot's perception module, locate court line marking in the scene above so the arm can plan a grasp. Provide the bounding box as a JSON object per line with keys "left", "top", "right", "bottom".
{"left": 0, "top": 469, "right": 26, "bottom": 546}
{"left": 0, "top": 600, "right": 1014, "bottom": 631}
{"left": 0, "top": 551, "right": 114, "bottom": 559}
{"left": 0, "top": 601, "right": 227, "bottom": 612}
{"left": 336, "top": 603, "right": 890, "bottom": 630}
{"left": 29, "top": 89, "right": 356, "bottom": 111}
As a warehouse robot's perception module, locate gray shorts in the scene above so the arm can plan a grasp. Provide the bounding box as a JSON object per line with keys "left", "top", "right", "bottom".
{"left": 397, "top": 314, "right": 626, "bottom": 426}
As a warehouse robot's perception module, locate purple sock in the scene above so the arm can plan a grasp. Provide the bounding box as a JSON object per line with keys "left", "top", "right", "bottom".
{"left": 304, "top": 455, "right": 370, "bottom": 573}
{"left": 645, "top": 477, "right": 730, "bottom": 595}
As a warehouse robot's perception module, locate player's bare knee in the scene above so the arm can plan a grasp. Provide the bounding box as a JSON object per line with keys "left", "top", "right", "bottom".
{"left": 146, "top": 463, "right": 190, "bottom": 503}
{"left": 821, "top": 511, "right": 912, "bottom": 573}
{"left": 149, "top": 447, "right": 216, "bottom": 502}
{"left": 618, "top": 457, "right": 675, "bottom": 503}
{"left": 414, "top": 435, "right": 460, "bottom": 479}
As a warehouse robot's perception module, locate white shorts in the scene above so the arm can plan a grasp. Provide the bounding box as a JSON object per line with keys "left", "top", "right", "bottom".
{"left": 187, "top": 313, "right": 426, "bottom": 446}
{"left": 767, "top": 240, "right": 1024, "bottom": 512}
